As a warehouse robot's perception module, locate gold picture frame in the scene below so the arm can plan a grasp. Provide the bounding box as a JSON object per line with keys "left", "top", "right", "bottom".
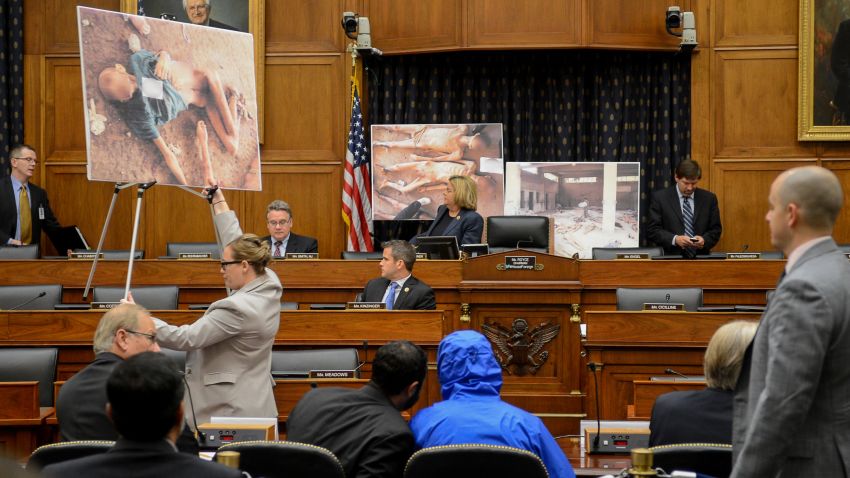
{"left": 798, "top": 0, "right": 850, "bottom": 140}
{"left": 120, "top": 0, "right": 265, "bottom": 142}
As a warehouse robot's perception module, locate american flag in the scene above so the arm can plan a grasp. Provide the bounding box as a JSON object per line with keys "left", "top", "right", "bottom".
{"left": 341, "top": 82, "right": 374, "bottom": 251}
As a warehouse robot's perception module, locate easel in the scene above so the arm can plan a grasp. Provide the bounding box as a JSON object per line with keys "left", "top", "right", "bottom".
{"left": 82, "top": 183, "right": 225, "bottom": 301}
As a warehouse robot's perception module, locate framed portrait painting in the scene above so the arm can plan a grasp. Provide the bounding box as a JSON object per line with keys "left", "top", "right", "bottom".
{"left": 799, "top": 0, "right": 850, "bottom": 140}
{"left": 121, "top": 0, "right": 265, "bottom": 141}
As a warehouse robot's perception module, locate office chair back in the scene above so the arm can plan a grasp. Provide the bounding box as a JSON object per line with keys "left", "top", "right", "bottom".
{"left": 0, "top": 284, "right": 63, "bottom": 310}
{"left": 0, "top": 244, "right": 39, "bottom": 259}
{"left": 616, "top": 287, "right": 703, "bottom": 311}
{"left": 650, "top": 443, "right": 732, "bottom": 478}
{"left": 404, "top": 444, "right": 549, "bottom": 478}
{"left": 271, "top": 349, "right": 359, "bottom": 377}
{"left": 159, "top": 348, "right": 187, "bottom": 373}
{"left": 591, "top": 247, "right": 664, "bottom": 260}
{"left": 93, "top": 286, "right": 179, "bottom": 310}
{"left": 216, "top": 441, "right": 345, "bottom": 478}
{"left": 0, "top": 347, "right": 58, "bottom": 407}
{"left": 166, "top": 242, "right": 221, "bottom": 259}
{"left": 485, "top": 216, "right": 550, "bottom": 254}
{"left": 26, "top": 440, "right": 114, "bottom": 472}
{"left": 341, "top": 251, "right": 383, "bottom": 260}
{"left": 75, "top": 249, "right": 144, "bottom": 260}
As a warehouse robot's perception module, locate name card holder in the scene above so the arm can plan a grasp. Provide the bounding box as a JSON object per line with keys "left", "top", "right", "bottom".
{"left": 346, "top": 302, "right": 386, "bottom": 310}
{"left": 616, "top": 253, "right": 650, "bottom": 260}
{"left": 285, "top": 253, "right": 319, "bottom": 260}
{"left": 178, "top": 252, "right": 212, "bottom": 260}
{"left": 642, "top": 303, "right": 685, "bottom": 311}
{"left": 415, "top": 252, "right": 429, "bottom": 260}
{"left": 309, "top": 370, "right": 357, "bottom": 379}
{"left": 726, "top": 252, "right": 761, "bottom": 260}
{"left": 91, "top": 301, "right": 121, "bottom": 309}
{"left": 69, "top": 252, "right": 104, "bottom": 260}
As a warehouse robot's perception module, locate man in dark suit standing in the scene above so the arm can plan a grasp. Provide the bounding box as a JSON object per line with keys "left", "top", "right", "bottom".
{"left": 361, "top": 240, "right": 436, "bottom": 310}
{"left": 646, "top": 159, "right": 722, "bottom": 257}
{"left": 262, "top": 199, "right": 318, "bottom": 257}
{"left": 287, "top": 341, "right": 427, "bottom": 478}
{"left": 731, "top": 166, "right": 850, "bottom": 478}
{"left": 0, "top": 144, "right": 62, "bottom": 247}
{"left": 42, "top": 352, "right": 240, "bottom": 478}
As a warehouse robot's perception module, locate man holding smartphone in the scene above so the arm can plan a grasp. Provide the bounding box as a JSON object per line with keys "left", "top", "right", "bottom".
{"left": 646, "top": 159, "right": 722, "bottom": 257}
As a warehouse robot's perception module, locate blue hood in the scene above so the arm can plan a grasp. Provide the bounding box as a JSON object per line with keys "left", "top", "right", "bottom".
{"left": 437, "top": 330, "right": 502, "bottom": 400}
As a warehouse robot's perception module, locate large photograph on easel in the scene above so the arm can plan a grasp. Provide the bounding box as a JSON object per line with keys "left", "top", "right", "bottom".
{"left": 505, "top": 162, "right": 640, "bottom": 259}
{"left": 371, "top": 123, "right": 505, "bottom": 220}
{"left": 78, "top": 6, "right": 261, "bottom": 189}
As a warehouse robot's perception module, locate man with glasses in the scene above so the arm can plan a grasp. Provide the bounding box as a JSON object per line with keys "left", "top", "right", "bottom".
{"left": 183, "top": 0, "right": 237, "bottom": 31}
{"left": 55, "top": 304, "right": 197, "bottom": 453}
{"left": 262, "top": 199, "right": 318, "bottom": 258}
{"left": 0, "top": 144, "right": 63, "bottom": 247}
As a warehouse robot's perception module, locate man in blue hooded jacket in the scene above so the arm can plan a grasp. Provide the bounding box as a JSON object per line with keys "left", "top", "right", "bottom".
{"left": 410, "top": 330, "right": 575, "bottom": 478}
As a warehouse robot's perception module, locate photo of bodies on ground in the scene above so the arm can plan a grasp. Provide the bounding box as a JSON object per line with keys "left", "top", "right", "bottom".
{"left": 78, "top": 6, "right": 260, "bottom": 189}
{"left": 505, "top": 162, "right": 640, "bottom": 258}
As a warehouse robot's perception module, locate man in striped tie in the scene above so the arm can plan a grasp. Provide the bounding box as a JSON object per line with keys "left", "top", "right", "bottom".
{"left": 0, "top": 144, "right": 63, "bottom": 249}
{"left": 646, "top": 159, "right": 723, "bottom": 257}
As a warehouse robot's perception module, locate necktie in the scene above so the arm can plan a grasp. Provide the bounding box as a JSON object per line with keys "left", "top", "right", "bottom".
{"left": 385, "top": 282, "right": 398, "bottom": 310}
{"left": 274, "top": 241, "right": 282, "bottom": 257}
{"left": 19, "top": 186, "right": 32, "bottom": 245}
{"left": 682, "top": 196, "right": 695, "bottom": 258}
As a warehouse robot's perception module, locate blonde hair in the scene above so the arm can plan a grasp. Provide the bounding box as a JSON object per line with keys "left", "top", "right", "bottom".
{"left": 704, "top": 321, "right": 758, "bottom": 390}
{"left": 229, "top": 233, "right": 271, "bottom": 274}
{"left": 93, "top": 303, "right": 149, "bottom": 354}
{"left": 449, "top": 175, "right": 477, "bottom": 211}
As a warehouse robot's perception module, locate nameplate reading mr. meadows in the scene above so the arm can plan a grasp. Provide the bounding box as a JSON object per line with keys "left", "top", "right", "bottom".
{"left": 309, "top": 370, "right": 356, "bottom": 379}
{"left": 69, "top": 252, "right": 103, "bottom": 260}
{"left": 616, "top": 253, "right": 649, "bottom": 260}
{"left": 726, "top": 252, "right": 761, "bottom": 260}
{"left": 346, "top": 302, "right": 386, "bottom": 310}
{"left": 178, "top": 252, "right": 212, "bottom": 260}
{"left": 643, "top": 303, "right": 685, "bottom": 311}
{"left": 91, "top": 302, "right": 120, "bottom": 310}
{"left": 285, "top": 253, "right": 319, "bottom": 260}
{"left": 504, "top": 256, "right": 537, "bottom": 270}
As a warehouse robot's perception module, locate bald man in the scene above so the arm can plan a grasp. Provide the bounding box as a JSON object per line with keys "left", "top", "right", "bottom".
{"left": 731, "top": 166, "right": 850, "bottom": 477}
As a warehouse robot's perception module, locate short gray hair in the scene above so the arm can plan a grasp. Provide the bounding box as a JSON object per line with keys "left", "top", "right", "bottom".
{"left": 267, "top": 199, "right": 293, "bottom": 217}
{"left": 778, "top": 166, "right": 844, "bottom": 231}
{"left": 182, "top": 0, "right": 210, "bottom": 10}
{"left": 92, "top": 304, "right": 149, "bottom": 354}
{"left": 704, "top": 321, "right": 758, "bottom": 390}
{"left": 382, "top": 240, "right": 416, "bottom": 272}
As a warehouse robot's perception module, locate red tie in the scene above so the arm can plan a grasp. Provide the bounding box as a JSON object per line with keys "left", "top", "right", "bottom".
{"left": 274, "top": 241, "right": 282, "bottom": 257}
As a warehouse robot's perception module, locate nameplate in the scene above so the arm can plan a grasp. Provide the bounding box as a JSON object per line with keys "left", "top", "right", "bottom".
{"left": 616, "top": 253, "right": 649, "bottom": 260}
{"left": 91, "top": 301, "right": 121, "bottom": 309}
{"left": 69, "top": 252, "right": 103, "bottom": 260}
{"left": 643, "top": 303, "right": 685, "bottom": 311}
{"left": 285, "top": 253, "right": 319, "bottom": 260}
{"left": 309, "top": 370, "right": 356, "bottom": 379}
{"left": 178, "top": 252, "right": 212, "bottom": 260}
{"left": 346, "top": 302, "right": 386, "bottom": 310}
{"left": 415, "top": 252, "right": 428, "bottom": 259}
{"left": 504, "top": 255, "right": 536, "bottom": 270}
{"left": 726, "top": 252, "right": 761, "bottom": 260}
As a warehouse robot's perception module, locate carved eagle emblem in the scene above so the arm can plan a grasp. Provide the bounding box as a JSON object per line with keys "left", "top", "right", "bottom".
{"left": 481, "top": 318, "right": 560, "bottom": 376}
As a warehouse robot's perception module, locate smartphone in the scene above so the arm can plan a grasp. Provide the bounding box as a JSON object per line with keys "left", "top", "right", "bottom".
{"left": 689, "top": 237, "right": 698, "bottom": 243}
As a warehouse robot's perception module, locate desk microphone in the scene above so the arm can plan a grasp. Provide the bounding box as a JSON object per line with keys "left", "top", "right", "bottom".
{"left": 665, "top": 368, "right": 688, "bottom": 379}
{"left": 587, "top": 362, "right": 602, "bottom": 453}
{"left": 180, "top": 371, "right": 204, "bottom": 448}
{"left": 665, "top": 293, "right": 671, "bottom": 303}
{"left": 516, "top": 236, "right": 534, "bottom": 249}
{"left": 8, "top": 291, "right": 46, "bottom": 310}
{"left": 741, "top": 244, "right": 749, "bottom": 252}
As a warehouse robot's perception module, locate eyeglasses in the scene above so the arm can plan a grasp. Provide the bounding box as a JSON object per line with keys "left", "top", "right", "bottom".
{"left": 12, "top": 157, "right": 38, "bottom": 165}
{"left": 267, "top": 219, "right": 292, "bottom": 227}
{"left": 220, "top": 260, "right": 243, "bottom": 269}
{"left": 188, "top": 5, "right": 209, "bottom": 12}
{"left": 124, "top": 329, "right": 157, "bottom": 343}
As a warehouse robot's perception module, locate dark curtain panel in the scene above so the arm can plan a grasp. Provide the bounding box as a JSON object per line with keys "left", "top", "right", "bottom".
{"left": 365, "top": 50, "right": 691, "bottom": 245}
{"left": 0, "top": 0, "right": 24, "bottom": 175}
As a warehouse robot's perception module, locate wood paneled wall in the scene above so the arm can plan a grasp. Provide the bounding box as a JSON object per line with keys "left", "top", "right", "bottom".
{"left": 21, "top": 0, "right": 850, "bottom": 259}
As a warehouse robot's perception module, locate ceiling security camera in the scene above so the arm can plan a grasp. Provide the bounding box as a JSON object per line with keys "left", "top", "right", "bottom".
{"left": 342, "top": 12, "right": 358, "bottom": 39}
{"left": 665, "top": 6, "right": 682, "bottom": 33}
